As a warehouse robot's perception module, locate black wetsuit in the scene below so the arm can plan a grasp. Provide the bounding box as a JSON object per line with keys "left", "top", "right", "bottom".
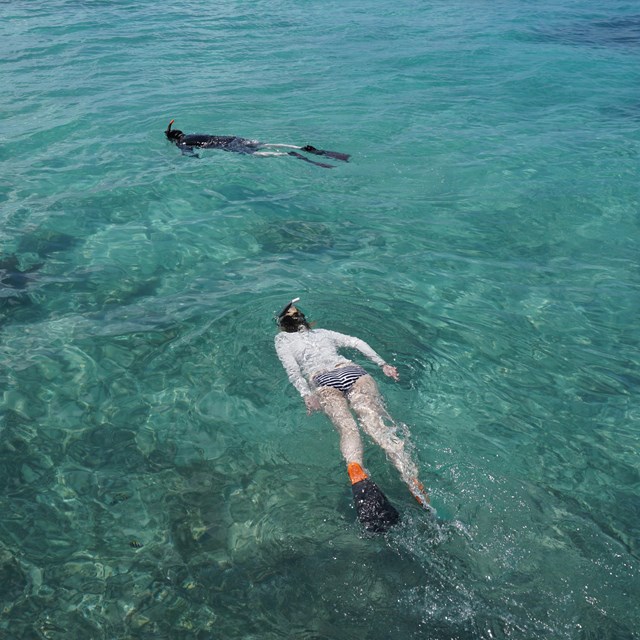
{"left": 165, "top": 120, "right": 350, "bottom": 168}
{"left": 171, "top": 133, "right": 261, "bottom": 154}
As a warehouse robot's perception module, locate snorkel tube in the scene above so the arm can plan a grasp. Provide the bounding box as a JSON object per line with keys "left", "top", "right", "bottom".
{"left": 277, "top": 297, "right": 309, "bottom": 332}
{"left": 278, "top": 297, "right": 300, "bottom": 321}
{"left": 165, "top": 119, "right": 183, "bottom": 142}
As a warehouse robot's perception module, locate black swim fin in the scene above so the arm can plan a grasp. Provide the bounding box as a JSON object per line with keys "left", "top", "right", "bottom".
{"left": 301, "top": 145, "right": 351, "bottom": 162}
{"left": 287, "top": 151, "right": 335, "bottom": 169}
{"left": 351, "top": 478, "right": 399, "bottom": 533}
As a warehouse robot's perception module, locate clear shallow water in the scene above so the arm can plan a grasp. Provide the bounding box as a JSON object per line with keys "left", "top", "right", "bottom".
{"left": 1, "top": 0, "right": 639, "bottom": 638}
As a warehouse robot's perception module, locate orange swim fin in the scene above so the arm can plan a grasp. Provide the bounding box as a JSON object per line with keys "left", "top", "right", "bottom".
{"left": 347, "top": 462, "right": 368, "bottom": 485}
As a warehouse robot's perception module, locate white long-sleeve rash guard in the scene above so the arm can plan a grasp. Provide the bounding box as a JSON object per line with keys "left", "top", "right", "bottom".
{"left": 274, "top": 328, "right": 386, "bottom": 398}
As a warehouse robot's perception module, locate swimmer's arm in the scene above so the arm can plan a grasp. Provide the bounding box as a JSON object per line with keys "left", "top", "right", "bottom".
{"left": 324, "top": 330, "right": 386, "bottom": 365}
{"left": 274, "top": 338, "right": 312, "bottom": 398}
{"left": 179, "top": 145, "right": 199, "bottom": 158}
{"left": 325, "top": 330, "right": 397, "bottom": 378}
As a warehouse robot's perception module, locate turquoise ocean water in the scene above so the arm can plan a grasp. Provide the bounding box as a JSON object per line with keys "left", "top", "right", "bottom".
{"left": 1, "top": 0, "right": 639, "bottom": 637}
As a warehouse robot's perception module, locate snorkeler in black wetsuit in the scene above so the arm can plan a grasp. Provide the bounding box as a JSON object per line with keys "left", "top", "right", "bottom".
{"left": 164, "top": 120, "right": 350, "bottom": 168}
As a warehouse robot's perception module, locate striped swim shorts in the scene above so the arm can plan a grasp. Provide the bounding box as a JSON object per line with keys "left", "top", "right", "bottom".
{"left": 313, "top": 365, "right": 368, "bottom": 395}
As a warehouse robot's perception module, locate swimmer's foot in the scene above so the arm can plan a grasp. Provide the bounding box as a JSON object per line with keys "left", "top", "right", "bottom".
{"left": 348, "top": 463, "right": 399, "bottom": 533}
{"left": 301, "top": 145, "right": 351, "bottom": 162}
{"left": 410, "top": 478, "right": 435, "bottom": 514}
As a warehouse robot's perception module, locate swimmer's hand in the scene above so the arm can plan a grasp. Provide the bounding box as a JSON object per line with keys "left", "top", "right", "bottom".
{"left": 305, "top": 394, "right": 321, "bottom": 415}
{"left": 382, "top": 364, "right": 399, "bottom": 381}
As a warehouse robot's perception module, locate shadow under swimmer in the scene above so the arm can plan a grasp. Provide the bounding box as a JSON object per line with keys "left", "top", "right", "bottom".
{"left": 165, "top": 120, "right": 350, "bottom": 169}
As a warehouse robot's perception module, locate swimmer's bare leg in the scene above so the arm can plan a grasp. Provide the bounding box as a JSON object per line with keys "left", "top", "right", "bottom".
{"left": 316, "top": 386, "right": 399, "bottom": 532}
{"left": 348, "top": 375, "right": 431, "bottom": 508}
{"left": 258, "top": 144, "right": 301, "bottom": 150}
{"left": 251, "top": 147, "right": 334, "bottom": 167}
{"left": 253, "top": 151, "right": 289, "bottom": 157}
{"left": 316, "top": 386, "right": 363, "bottom": 465}
{"left": 262, "top": 143, "right": 350, "bottom": 163}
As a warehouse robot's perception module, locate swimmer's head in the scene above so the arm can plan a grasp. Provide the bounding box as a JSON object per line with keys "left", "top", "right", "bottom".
{"left": 165, "top": 119, "right": 183, "bottom": 142}
{"left": 277, "top": 297, "right": 310, "bottom": 332}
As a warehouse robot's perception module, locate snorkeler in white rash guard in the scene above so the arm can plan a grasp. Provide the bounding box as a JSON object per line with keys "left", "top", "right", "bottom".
{"left": 274, "top": 298, "right": 430, "bottom": 532}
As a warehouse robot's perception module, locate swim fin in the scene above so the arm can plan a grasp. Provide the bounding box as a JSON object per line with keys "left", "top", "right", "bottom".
{"left": 287, "top": 151, "right": 335, "bottom": 169}
{"left": 351, "top": 478, "right": 400, "bottom": 533}
{"left": 301, "top": 145, "right": 351, "bottom": 162}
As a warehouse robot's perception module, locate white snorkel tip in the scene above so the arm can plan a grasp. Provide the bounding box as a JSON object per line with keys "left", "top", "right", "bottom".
{"left": 277, "top": 297, "right": 302, "bottom": 324}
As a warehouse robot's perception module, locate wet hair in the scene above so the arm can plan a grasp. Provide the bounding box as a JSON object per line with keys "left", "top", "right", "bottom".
{"left": 277, "top": 298, "right": 310, "bottom": 333}
{"left": 165, "top": 119, "right": 184, "bottom": 142}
